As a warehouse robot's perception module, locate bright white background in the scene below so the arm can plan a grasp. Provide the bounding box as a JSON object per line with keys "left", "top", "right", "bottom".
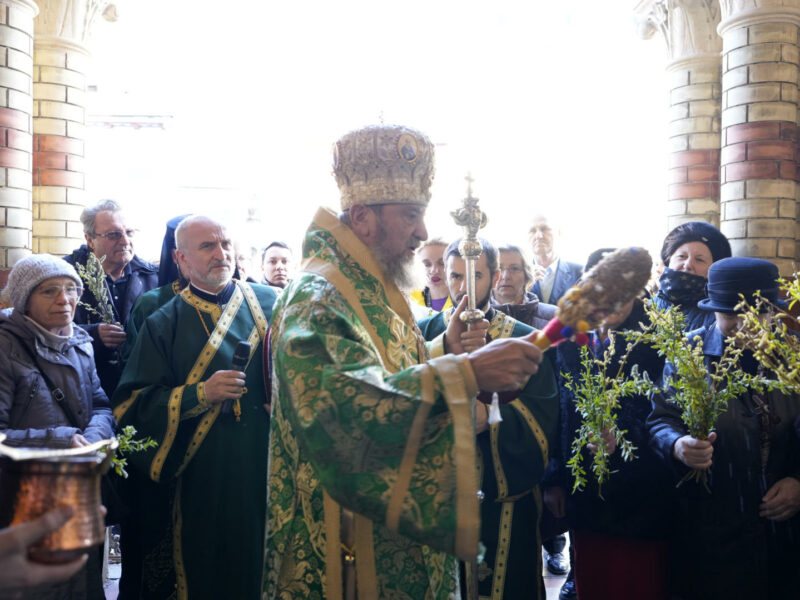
{"left": 83, "top": 0, "right": 671, "bottom": 267}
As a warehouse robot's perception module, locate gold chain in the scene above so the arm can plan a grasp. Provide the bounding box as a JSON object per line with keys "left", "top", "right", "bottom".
{"left": 195, "top": 306, "right": 211, "bottom": 338}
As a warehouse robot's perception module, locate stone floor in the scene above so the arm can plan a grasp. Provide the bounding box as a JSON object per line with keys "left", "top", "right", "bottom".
{"left": 103, "top": 551, "right": 570, "bottom": 600}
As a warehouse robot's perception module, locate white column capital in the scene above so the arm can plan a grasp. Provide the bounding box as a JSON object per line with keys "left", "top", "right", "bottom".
{"left": 33, "top": 0, "right": 117, "bottom": 49}
{"left": 719, "top": 1, "right": 800, "bottom": 35}
{"left": 634, "top": 0, "right": 722, "bottom": 61}
{"left": 0, "top": 0, "right": 38, "bottom": 17}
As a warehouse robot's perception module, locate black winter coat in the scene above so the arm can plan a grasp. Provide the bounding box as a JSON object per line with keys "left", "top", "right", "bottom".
{"left": 64, "top": 245, "right": 157, "bottom": 396}
{"left": 545, "top": 299, "right": 675, "bottom": 540}
{"left": 648, "top": 323, "right": 800, "bottom": 600}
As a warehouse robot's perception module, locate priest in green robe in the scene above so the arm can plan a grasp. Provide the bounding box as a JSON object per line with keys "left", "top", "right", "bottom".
{"left": 113, "top": 215, "right": 277, "bottom": 600}
{"left": 264, "top": 124, "right": 548, "bottom": 600}
{"left": 418, "top": 237, "right": 559, "bottom": 600}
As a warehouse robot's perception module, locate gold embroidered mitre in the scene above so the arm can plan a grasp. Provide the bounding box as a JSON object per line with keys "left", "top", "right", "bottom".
{"left": 333, "top": 124, "right": 435, "bottom": 210}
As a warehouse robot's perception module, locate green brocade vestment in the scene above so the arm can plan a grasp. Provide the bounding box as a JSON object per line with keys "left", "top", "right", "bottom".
{"left": 265, "top": 208, "right": 483, "bottom": 600}
{"left": 418, "top": 309, "right": 559, "bottom": 600}
{"left": 113, "top": 281, "right": 276, "bottom": 600}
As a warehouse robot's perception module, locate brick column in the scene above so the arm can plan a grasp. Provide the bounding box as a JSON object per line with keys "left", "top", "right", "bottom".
{"left": 667, "top": 56, "right": 722, "bottom": 229}
{"left": 635, "top": 0, "right": 723, "bottom": 230}
{"left": 718, "top": 2, "right": 800, "bottom": 275}
{"left": 0, "top": 0, "right": 36, "bottom": 271}
{"left": 31, "top": 0, "right": 113, "bottom": 255}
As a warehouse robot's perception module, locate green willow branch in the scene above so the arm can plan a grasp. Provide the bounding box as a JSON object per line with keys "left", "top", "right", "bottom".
{"left": 563, "top": 333, "right": 652, "bottom": 498}
{"left": 110, "top": 425, "right": 158, "bottom": 478}
{"left": 629, "top": 303, "right": 766, "bottom": 491}
{"left": 75, "top": 252, "right": 115, "bottom": 325}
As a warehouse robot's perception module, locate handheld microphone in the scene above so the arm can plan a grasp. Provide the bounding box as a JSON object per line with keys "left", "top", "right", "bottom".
{"left": 222, "top": 341, "right": 252, "bottom": 415}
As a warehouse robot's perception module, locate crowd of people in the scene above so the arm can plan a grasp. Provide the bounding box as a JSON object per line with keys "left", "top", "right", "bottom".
{"left": 0, "top": 123, "right": 798, "bottom": 600}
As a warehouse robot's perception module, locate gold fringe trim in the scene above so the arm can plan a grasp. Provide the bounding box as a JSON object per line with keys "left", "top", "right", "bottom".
{"left": 173, "top": 478, "right": 188, "bottom": 600}
{"left": 113, "top": 388, "right": 142, "bottom": 422}
{"left": 150, "top": 385, "right": 184, "bottom": 482}
{"left": 354, "top": 514, "right": 378, "bottom": 600}
{"left": 430, "top": 354, "right": 480, "bottom": 560}
{"left": 489, "top": 502, "right": 515, "bottom": 600}
{"left": 386, "top": 364, "right": 435, "bottom": 532}
{"left": 509, "top": 400, "right": 549, "bottom": 467}
{"left": 323, "top": 490, "right": 343, "bottom": 600}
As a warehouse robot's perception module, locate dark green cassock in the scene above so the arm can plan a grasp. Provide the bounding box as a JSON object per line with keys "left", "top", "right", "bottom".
{"left": 418, "top": 308, "right": 559, "bottom": 600}
{"left": 122, "top": 280, "right": 185, "bottom": 362}
{"left": 112, "top": 280, "right": 276, "bottom": 600}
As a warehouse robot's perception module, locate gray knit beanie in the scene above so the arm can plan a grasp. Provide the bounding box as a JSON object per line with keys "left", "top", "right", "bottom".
{"left": 3, "top": 254, "right": 83, "bottom": 311}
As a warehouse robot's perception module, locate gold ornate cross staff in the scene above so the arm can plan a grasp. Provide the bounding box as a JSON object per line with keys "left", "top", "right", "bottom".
{"left": 451, "top": 173, "right": 488, "bottom": 329}
{"left": 450, "top": 172, "right": 488, "bottom": 600}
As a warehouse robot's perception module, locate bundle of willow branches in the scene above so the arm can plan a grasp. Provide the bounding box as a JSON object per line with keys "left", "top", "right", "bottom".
{"left": 629, "top": 303, "right": 761, "bottom": 490}
{"left": 74, "top": 252, "right": 115, "bottom": 325}
{"left": 563, "top": 334, "right": 651, "bottom": 497}
{"left": 733, "top": 281, "right": 800, "bottom": 393}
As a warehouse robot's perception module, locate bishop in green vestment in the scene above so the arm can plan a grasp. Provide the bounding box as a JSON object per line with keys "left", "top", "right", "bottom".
{"left": 418, "top": 238, "right": 559, "bottom": 600}
{"left": 113, "top": 216, "right": 276, "bottom": 600}
{"left": 264, "top": 125, "right": 548, "bottom": 600}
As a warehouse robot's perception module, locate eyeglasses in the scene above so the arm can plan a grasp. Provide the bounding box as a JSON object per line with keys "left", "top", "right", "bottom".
{"left": 93, "top": 229, "right": 136, "bottom": 242}
{"left": 35, "top": 285, "right": 81, "bottom": 300}
{"left": 500, "top": 266, "right": 524, "bottom": 274}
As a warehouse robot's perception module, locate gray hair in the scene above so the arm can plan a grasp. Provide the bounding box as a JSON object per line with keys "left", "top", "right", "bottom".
{"left": 498, "top": 244, "right": 535, "bottom": 291}
{"left": 81, "top": 199, "right": 123, "bottom": 236}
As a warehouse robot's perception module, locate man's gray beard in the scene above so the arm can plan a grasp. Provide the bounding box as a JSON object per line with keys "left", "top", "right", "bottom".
{"left": 372, "top": 243, "right": 418, "bottom": 292}
{"left": 371, "top": 217, "right": 422, "bottom": 292}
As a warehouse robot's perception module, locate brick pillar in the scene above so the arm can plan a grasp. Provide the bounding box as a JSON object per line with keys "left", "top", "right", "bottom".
{"left": 718, "top": 3, "right": 800, "bottom": 275}
{"left": 0, "top": 0, "right": 36, "bottom": 270}
{"left": 31, "top": 0, "right": 114, "bottom": 255}
{"left": 635, "top": 0, "right": 723, "bottom": 231}
{"left": 667, "top": 57, "right": 722, "bottom": 229}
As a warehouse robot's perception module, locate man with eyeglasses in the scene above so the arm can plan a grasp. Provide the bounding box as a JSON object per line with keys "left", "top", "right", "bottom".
{"left": 65, "top": 199, "right": 158, "bottom": 397}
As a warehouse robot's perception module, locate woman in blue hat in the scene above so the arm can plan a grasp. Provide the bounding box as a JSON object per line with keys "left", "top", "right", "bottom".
{"left": 653, "top": 221, "right": 731, "bottom": 331}
{"left": 649, "top": 257, "right": 800, "bottom": 600}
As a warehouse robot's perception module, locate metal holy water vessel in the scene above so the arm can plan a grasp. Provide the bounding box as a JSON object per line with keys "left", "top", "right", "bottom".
{"left": 0, "top": 435, "right": 118, "bottom": 563}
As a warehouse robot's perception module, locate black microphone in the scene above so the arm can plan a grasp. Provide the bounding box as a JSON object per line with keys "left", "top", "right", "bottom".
{"left": 222, "top": 341, "right": 252, "bottom": 415}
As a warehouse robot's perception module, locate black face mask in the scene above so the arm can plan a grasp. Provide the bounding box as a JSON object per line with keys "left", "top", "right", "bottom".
{"left": 657, "top": 267, "right": 708, "bottom": 306}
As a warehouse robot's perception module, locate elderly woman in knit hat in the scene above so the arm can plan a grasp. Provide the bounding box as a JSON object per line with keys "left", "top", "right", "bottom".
{"left": 653, "top": 220, "right": 731, "bottom": 330}
{"left": 0, "top": 254, "right": 113, "bottom": 600}
{"left": 0, "top": 254, "right": 114, "bottom": 449}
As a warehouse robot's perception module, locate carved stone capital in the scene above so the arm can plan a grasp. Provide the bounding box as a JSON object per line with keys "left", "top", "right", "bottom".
{"left": 719, "top": 0, "right": 800, "bottom": 34}
{"left": 33, "top": 0, "right": 117, "bottom": 50}
{"left": 0, "top": 0, "right": 39, "bottom": 17}
{"left": 634, "top": 0, "right": 722, "bottom": 61}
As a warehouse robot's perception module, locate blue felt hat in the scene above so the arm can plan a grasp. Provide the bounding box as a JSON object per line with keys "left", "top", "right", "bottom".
{"left": 697, "top": 257, "right": 783, "bottom": 313}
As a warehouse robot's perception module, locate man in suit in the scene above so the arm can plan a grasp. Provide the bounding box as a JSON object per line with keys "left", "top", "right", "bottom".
{"left": 529, "top": 214, "right": 582, "bottom": 305}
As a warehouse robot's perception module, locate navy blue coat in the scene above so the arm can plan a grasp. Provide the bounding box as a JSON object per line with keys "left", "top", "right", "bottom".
{"left": 65, "top": 245, "right": 158, "bottom": 396}
{"left": 648, "top": 323, "right": 800, "bottom": 599}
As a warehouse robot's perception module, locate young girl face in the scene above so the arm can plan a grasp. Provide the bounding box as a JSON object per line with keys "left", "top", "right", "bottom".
{"left": 418, "top": 244, "right": 446, "bottom": 288}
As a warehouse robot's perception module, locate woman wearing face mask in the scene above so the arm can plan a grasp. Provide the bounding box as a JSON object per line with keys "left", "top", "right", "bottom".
{"left": 654, "top": 221, "right": 731, "bottom": 330}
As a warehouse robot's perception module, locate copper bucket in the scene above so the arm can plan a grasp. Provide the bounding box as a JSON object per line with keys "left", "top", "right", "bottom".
{"left": 0, "top": 436, "right": 118, "bottom": 564}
